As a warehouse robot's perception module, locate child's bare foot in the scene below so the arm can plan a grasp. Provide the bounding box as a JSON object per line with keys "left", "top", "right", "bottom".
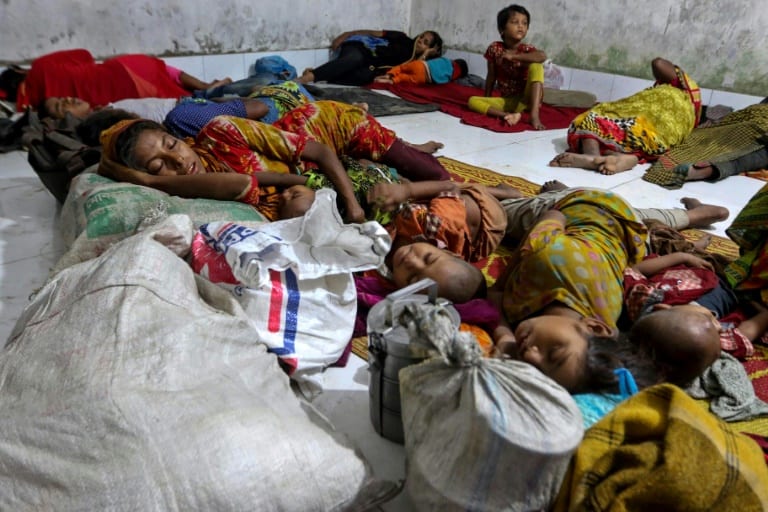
{"left": 531, "top": 117, "right": 546, "bottom": 130}
{"left": 549, "top": 152, "right": 598, "bottom": 169}
{"left": 489, "top": 183, "right": 525, "bottom": 200}
{"left": 540, "top": 180, "right": 568, "bottom": 193}
{"left": 503, "top": 112, "right": 522, "bottom": 126}
{"left": 352, "top": 102, "right": 369, "bottom": 112}
{"left": 692, "top": 234, "right": 712, "bottom": 250}
{"left": 594, "top": 154, "right": 638, "bottom": 175}
{"left": 410, "top": 140, "right": 444, "bottom": 154}
{"left": 681, "top": 197, "right": 729, "bottom": 228}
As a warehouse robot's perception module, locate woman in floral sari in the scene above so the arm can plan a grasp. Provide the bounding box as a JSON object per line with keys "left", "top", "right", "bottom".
{"left": 724, "top": 183, "right": 768, "bottom": 306}
{"left": 549, "top": 57, "right": 701, "bottom": 175}
{"left": 97, "top": 100, "right": 446, "bottom": 222}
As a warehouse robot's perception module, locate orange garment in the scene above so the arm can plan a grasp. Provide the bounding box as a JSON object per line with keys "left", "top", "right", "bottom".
{"left": 16, "top": 49, "right": 189, "bottom": 110}
{"left": 386, "top": 61, "right": 429, "bottom": 85}
{"left": 388, "top": 183, "right": 507, "bottom": 262}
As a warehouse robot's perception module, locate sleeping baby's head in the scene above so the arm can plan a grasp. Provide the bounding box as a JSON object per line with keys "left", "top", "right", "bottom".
{"left": 389, "top": 242, "right": 486, "bottom": 303}
{"left": 277, "top": 185, "right": 316, "bottom": 219}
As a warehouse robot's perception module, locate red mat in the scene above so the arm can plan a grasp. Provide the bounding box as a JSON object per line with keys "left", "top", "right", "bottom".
{"left": 369, "top": 82, "right": 586, "bottom": 133}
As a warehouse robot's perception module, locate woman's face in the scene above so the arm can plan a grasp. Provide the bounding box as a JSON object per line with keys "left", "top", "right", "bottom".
{"left": 44, "top": 97, "right": 92, "bottom": 119}
{"left": 131, "top": 129, "right": 204, "bottom": 176}
{"left": 414, "top": 32, "right": 436, "bottom": 56}
{"left": 512, "top": 315, "right": 590, "bottom": 391}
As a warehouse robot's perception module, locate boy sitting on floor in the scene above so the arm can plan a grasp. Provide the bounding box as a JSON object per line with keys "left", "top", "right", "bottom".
{"left": 373, "top": 57, "right": 468, "bottom": 86}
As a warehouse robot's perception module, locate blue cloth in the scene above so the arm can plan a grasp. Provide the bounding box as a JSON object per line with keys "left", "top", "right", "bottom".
{"left": 164, "top": 98, "right": 248, "bottom": 138}
{"left": 426, "top": 57, "right": 455, "bottom": 84}
{"left": 253, "top": 55, "right": 297, "bottom": 81}
{"left": 344, "top": 35, "right": 390, "bottom": 55}
{"left": 614, "top": 367, "right": 639, "bottom": 397}
{"left": 693, "top": 277, "right": 739, "bottom": 318}
{"left": 572, "top": 393, "right": 625, "bottom": 429}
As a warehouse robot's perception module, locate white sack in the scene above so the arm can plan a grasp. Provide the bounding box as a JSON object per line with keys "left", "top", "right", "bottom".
{"left": 0, "top": 215, "right": 391, "bottom": 511}
{"left": 398, "top": 304, "right": 584, "bottom": 511}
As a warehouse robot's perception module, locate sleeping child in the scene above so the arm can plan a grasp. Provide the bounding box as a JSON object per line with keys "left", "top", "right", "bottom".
{"left": 373, "top": 57, "right": 468, "bottom": 86}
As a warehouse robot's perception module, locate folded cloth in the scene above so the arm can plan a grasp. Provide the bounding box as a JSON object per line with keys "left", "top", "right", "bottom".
{"left": 687, "top": 351, "right": 768, "bottom": 422}
{"left": 553, "top": 384, "right": 768, "bottom": 511}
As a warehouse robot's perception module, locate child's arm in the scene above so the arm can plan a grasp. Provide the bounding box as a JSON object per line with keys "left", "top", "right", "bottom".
{"left": 632, "top": 252, "right": 713, "bottom": 276}
{"left": 507, "top": 49, "right": 547, "bottom": 64}
{"left": 736, "top": 301, "right": 768, "bottom": 342}
{"left": 484, "top": 60, "right": 496, "bottom": 97}
{"left": 367, "top": 180, "right": 459, "bottom": 212}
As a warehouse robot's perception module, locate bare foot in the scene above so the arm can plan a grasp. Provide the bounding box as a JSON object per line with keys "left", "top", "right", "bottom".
{"left": 594, "top": 154, "right": 638, "bottom": 175}
{"left": 692, "top": 234, "right": 712, "bottom": 250}
{"left": 297, "top": 69, "right": 315, "bottom": 84}
{"left": 686, "top": 163, "right": 715, "bottom": 181}
{"left": 503, "top": 112, "right": 522, "bottom": 126}
{"left": 488, "top": 182, "right": 525, "bottom": 200}
{"left": 540, "top": 180, "right": 568, "bottom": 193}
{"left": 531, "top": 117, "right": 546, "bottom": 131}
{"left": 209, "top": 77, "right": 233, "bottom": 88}
{"left": 352, "top": 102, "right": 369, "bottom": 112}
{"left": 681, "top": 197, "right": 729, "bottom": 227}
{"left": 410, "top": 140, "right": 444, "bottom": 154}
{"left": 549, "top": 152, "right": 599, "bottom": 169}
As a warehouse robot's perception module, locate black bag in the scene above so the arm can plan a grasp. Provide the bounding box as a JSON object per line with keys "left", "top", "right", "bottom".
{"left": 20, "top": 110, "right": 101, "bottom": 203}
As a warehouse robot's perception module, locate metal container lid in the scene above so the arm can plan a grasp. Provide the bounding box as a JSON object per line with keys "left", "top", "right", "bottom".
{"left": 367, "top": 279, "right": 460, "bottom": 358}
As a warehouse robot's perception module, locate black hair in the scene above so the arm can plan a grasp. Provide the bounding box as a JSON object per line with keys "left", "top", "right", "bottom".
{"left": 425, "top": 31, "right": 444, "bottom": 57}
{"left": 0, "top": 66, "right": 26, "bottom": 103}
{"left": 77, "top": 108, "right": 140, "bottom": 147}
{"left": 574, "top": 332, "right": 662, "bottom": 394}
{"left": 115, "top": 119, "right": 166, "bottom": 168}
{"left": 497, "top": 4, "right": 531, "bottom": 33}
{"left": 454, "top": 58, "right": 469, "bottom": 78}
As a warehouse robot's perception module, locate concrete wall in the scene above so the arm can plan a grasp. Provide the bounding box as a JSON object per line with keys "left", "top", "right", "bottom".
{"left": 413, "top": 0, "right": 768, "bottom": 96}
{"left": 2, "top": 0, "right": 766, "bottom": 96}
{"left": 0, "top": 0, "right": 411, "bottom": 61}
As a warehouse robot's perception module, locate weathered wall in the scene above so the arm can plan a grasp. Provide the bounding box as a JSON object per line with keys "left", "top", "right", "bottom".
{"left": 0, "top": 0, "right": 411, "bottom": 61}
{"left": 2, "top": 0, "right": 766, "bottom": 95}
{"left": 412, "top": 0, "right": 768, "bottom": 96}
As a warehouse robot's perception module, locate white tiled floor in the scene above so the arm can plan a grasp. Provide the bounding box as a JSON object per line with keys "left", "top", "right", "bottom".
{"left": 1, "top": 89, "right": 766, "bottom": 510}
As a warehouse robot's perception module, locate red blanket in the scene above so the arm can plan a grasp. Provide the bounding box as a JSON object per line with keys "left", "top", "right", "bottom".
{"left": 369, "top": 82, "right": 586, "bottom": 133}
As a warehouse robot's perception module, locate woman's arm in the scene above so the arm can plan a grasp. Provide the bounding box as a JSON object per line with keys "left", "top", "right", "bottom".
{"left": 242, "top": 99, "right": 270, "bottom": 121}
{"left": 632, "top": 252, "right": 713, "bottom": 276}
{"left": 299, "top": 140, "right": 365, "bottom": 223}
{"left": 99, "top": 157, "right": 253, "bottom": 200}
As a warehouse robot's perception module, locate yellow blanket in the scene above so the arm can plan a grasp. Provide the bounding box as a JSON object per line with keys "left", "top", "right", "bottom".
{"left": 554, "top": 384, "right": 768, "bottom": 511}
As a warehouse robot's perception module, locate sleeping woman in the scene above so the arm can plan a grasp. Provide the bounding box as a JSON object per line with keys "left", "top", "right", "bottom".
{"left": 97, "top": 100, "right": 449, "bottom": 222}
